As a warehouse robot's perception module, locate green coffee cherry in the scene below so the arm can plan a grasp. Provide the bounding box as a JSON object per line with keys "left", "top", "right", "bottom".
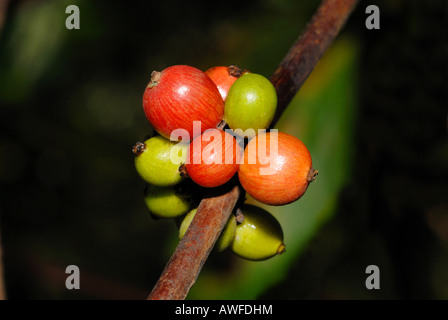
{"left": 144, "top": 184, "right": 192, "bottom": 218}
{"left": 231, "top": 204, "right": 285, "bottom": 261}
{"left": 133, "top": 136, "right": 187, "bottom": 187}
{"left": 179, "top": 208, "right": 237, "bottom": 252}
{"left": 224, "top": 73, "right": 277, "bottom": 138}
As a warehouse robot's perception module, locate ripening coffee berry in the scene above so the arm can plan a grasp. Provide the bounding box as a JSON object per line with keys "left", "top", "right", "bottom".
{"left": 184, "top": 130, "right": 242, "bottom": 188}
{"left": 133, "top": 136, "right": 188, "bottom": 187}
{"left": 205, "top": 65, "right": 243, "bottom": 101}
{"left": 231, "top": 204, "right": 285, "bottom": 261}
{"left": 238, "top": 131, "right": 317, "bottom": 206}
{"left": 224, "top": 73, "right": 277, "bottom": 138}
{"left": 179, "top": 208, "right": 237, "bottom": 252}
{"left": 143, "top": 65, "right": 224, "bottom": 140}
{"left": 144, "top": 184, "right": 192, "bottom": 219}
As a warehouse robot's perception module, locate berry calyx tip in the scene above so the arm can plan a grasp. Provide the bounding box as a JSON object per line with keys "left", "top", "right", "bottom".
{"left": 277, "top": 243, "right": 286, "bottom": 255}
{"left": 147, "top": 71, "right": 162, "bottom": 88}
{"left": 307, "top": 168, "right": 318, "bottom": 182}
{"left": 228, "top": 65, "right": 243, "bottom": 77}
{"left": 132, "top": 142, "right": 146, "bottom": 156}
{"left": 179, "top": 164, "right": 188, "bottom": 178}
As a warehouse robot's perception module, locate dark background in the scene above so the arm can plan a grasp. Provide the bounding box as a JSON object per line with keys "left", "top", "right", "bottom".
{"left": 0, "top": 0, "right": 446, "bottom": 299}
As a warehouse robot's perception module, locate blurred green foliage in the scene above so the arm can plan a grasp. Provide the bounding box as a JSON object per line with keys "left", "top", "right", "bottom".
{"left": 0, "top": 0, "right": 447, "bottom": 300}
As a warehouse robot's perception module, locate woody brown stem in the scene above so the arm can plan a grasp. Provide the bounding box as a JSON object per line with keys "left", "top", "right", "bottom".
{"left": 147, "top": 0, "right": 359, "bottom": 300}
{"left": 148, "top": 183, "right": 241, "bottom": 300}
{"left": 270, "top": 0, "right": 359, "bottom": 127}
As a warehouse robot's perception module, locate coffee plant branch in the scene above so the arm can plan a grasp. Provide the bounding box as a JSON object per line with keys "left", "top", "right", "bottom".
{"left": 147, "top": 0, "right": 359, "bottom": 300}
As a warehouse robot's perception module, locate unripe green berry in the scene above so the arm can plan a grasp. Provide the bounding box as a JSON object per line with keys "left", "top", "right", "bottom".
{"left": 231, "top": 204, "right": 285, "bottom": 261}
{"left": 224, "top": 73, "right": 277, "bottom": 138}
{"left": 179, "top": 208, "right": 237, "bottom": 252}
{"left": 144, "top": 184, "right": 192, "bottom": 218}
{"left": 133, "top": 136, "right": 187, "bottom": 187}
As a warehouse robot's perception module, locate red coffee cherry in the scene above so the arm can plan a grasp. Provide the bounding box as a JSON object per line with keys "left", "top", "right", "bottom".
{"left": 184, "top": 130, "right": 242, "bottom": 188}
{"left": 143, "top": 65, "right": 224, "bottom": 140}
{"left": 238, "top": 131, "right": 317, "bottom": 206}
{"left": 205, "top": 65, "right": 243, "bottom": 101}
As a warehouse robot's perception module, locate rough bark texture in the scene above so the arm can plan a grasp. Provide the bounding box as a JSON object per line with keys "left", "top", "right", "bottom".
{"left": 148, "top": 183, "right": 241, "bottom": 300}
{"left": 270, "top": 0, "right": 359, "bottom": 127}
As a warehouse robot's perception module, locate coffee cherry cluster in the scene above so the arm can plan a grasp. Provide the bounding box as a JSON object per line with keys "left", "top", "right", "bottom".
{"left": 133, "top": 64, "right": 317, "bottom": 261}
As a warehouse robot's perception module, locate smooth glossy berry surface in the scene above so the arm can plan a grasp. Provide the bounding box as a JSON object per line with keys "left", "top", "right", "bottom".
{"left": 143, "top": 65, "right": 224, "bottom": 140}
{"left": 185, "top": 130, "right": 242, "bottom": 188}
{"left": 231, "top": 204, "right": 285, "bottom": 261}
{"left": 238, "top": 131, "right": 316, "bottom": 206}
{"left": 224, "top": 73, "right": 277, "bottom": 138}
{"left": 205, "top": 65, "right": 242, "bottom": 101}
{"left": 144, "top": 184, "right": 191, "bottom": 218}
{"left": 133, "top": 136, "right": 188, "bottom": 187}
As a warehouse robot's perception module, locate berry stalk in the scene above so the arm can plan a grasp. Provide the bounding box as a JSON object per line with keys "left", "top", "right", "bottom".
{"left": 147, "top": 0, "right": 359, "bottom": 300}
